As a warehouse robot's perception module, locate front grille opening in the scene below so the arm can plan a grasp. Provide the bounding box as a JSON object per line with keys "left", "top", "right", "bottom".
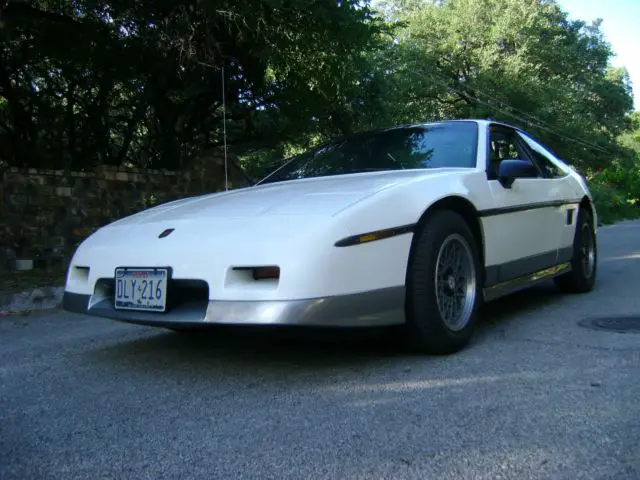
{"left": 94, "top": 278, "right": 209, "bottom": 312}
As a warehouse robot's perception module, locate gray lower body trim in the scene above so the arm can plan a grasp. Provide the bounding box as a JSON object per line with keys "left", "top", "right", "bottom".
{"left": 485, "top": 246, "right": 573, "bottom": 287}
{"left": 482, "top": 247, "right": 574, "bottom": 302}
{"left": 483, "top": 262, "right": 572, "bottom": 302}
{"left": 62, "top": 286, "right": 407, "bottom": 328}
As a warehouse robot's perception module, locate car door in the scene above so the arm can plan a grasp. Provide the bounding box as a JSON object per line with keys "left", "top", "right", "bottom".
{"left": 516, "top": 130, "right": 582, "bottom": 257}
{"left": 482, "top": 124, "right": 568, "bottom": 285}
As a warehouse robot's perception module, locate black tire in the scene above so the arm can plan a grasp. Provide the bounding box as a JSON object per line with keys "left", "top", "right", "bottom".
{"left": 554, "top": 207, "right": 597, "bottom": 293}
{"left": 404, "top": 210, "right": 482, "bottom": 355}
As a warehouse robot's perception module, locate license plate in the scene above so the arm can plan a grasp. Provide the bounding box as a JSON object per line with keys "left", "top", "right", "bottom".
{"left": 114, "top": 267, "right": 169, "bottom": 312}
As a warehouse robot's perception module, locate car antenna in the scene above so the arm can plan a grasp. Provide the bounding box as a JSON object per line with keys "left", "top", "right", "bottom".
{"left": 222, "top": 64, "right": 229, "bottom": 192}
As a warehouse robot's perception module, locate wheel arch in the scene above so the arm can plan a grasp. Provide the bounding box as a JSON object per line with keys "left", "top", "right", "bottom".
{"left": 579, "top": 195, "right": 599, "bottom": 231}
{"left": 406, "top": 195, "right": 486, "bottom": 281}
{"left": 580, "top": 195, "right": 595, "bottom": 215}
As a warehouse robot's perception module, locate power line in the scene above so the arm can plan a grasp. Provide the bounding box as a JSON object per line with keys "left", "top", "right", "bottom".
{"left": 446, "top": 81, "right": 613, "bottom": 155}
{"left": 429, "top": 73, "right": 614, "bottom": 154}
{"left": 475, "top": 89, "right": 602, "bottom": 144}
{"left": 417, "top": 67, "right": 616, "bottom": 156}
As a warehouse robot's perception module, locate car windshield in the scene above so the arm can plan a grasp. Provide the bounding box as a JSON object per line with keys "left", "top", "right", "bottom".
{"left": 259, "top": 121, "right": 478, "bottom": 184}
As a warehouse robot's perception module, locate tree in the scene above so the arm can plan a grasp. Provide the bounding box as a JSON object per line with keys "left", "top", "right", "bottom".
{"left": 0, "top": 0, "right": 387, "bottom": 170}
{"left": 618, "top": 111, "right": 640, "bottom": 155}
{"left": 374, "top": 0, "right": 635, "bottom": 170}
{"left": 0, "top": 0, "right": 636, "bottom": 182}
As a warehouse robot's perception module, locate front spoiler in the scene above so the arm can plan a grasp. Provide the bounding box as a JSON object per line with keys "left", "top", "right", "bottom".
{"left": 62, "top": 287, "right": 406, "bottom": 328}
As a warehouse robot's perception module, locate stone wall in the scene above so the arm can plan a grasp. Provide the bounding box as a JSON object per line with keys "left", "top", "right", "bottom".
{"left": 0, "top": 155, "right": 250, "bottom": 271}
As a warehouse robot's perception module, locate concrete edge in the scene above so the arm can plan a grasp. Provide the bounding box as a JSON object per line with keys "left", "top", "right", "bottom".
{"left": 0, "top": 286, "right": 65, "bottom": 316}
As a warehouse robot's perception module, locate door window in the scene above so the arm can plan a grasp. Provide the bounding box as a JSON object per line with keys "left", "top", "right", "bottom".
{"left": 487, "top": 127, "right": 540, "bottom": 180}
{"left": 517, "top": 132, "right": 569, "bottom": 178}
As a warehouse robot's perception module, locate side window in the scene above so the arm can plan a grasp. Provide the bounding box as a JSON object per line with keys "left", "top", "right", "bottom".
{"left": 487, "top": 127, "right": 539, "bottom": 180}
{"left": 517, "top": 132, "right": 567, "bottom": 178}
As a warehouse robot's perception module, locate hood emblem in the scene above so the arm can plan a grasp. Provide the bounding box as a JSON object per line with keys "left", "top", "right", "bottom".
{"left": 158, "top": 228, "right": 175, "bottom": 239}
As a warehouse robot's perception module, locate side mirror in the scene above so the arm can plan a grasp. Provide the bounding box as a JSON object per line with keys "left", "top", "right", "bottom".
{"left": 498, "top": 159, "right": 538, "bottom": 188}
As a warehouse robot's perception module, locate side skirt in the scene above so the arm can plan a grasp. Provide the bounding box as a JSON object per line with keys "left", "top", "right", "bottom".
{"left": 483, "top": 247, "right": 573, "bottom": 302}
{"left": 483, "top": 262, "right": 571, "bottom": 302}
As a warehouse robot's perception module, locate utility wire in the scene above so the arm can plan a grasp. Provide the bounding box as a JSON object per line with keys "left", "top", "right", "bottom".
{"left": 414, "top": 63, "right": 604, "bottom": 149}
{"left": 448, "top": 77, "right": 603, "bottom": 147}
{"left": 418, "top": 67, "right": 616, "bottom": 156}
{"left": 431, "top": 74, "right": 614, "bottom": 154}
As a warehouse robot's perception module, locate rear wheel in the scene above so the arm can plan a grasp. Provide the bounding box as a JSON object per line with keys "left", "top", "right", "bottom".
{"left": 554, "top": 207, "right": 597, "bottom": 293}
{"left": 404, "top": 210, "right": 482, "bottom": 354}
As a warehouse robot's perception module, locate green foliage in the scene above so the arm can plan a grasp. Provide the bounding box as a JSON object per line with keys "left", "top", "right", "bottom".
{"left": 587, "top": 162, "right": 640, "bottom": 224}
{"left": 618, "top": 112, "right": 640, "bottom": 154}
{"left": 378, "top": 0, "right": 635, "bottom": 168}
{"left": 1, "top": 0, "right": 387, "bottom": 170}
{"left": 587, "top": 111, "right": 640, "bottom": 224}
{"left": 588, "top": 182, "right": 640, "bottom": 225}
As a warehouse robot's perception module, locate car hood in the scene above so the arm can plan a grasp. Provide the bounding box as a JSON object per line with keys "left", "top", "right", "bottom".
{"left": 107, "top": 169, "right": 465, "bottom": 227}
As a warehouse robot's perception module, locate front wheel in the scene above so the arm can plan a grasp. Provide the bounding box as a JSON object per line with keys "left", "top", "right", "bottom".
{"left": 404, "top": 210, "right": 482, "bottom": 355}
{"left": 554, "top": 208, "right": 597, "bottom": 293}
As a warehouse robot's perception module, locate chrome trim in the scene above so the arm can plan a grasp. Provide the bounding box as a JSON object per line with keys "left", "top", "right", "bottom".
{"left": 62, "top": 286, "right": 407, "bottom": 328}
{"left": 434, "top": 233, "right": 477, "bottom": 332}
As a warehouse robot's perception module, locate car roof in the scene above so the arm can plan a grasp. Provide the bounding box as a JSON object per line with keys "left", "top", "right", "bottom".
{"left": 311, "top": 119, "right": 528, "bottom": 149}
{"left": 416, "top": 118, "right": 520, "bottom": 129}
{"left": 380, "top": 118, "right": 521, "bottom": 131}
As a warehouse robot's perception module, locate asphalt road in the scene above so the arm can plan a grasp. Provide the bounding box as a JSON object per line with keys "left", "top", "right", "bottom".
{"left": 2, "top": 221, "right": 640, "bottom": 480}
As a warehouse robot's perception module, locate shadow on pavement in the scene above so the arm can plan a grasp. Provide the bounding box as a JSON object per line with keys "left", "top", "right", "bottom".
{"left": 84, "top": 281, "right": 566, "bottom": 372}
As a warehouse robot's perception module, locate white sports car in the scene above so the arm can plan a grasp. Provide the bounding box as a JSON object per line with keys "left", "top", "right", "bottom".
{"left": 63, "top": 119, "right": 597, "bottom": 354}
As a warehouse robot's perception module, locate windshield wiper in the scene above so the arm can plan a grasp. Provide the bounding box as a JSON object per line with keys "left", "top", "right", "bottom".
{"left": 351, "top": 167, "right": 399, "bottom": 173}
{"left": 386, "top": 152, "right": 405, "bottom": 169}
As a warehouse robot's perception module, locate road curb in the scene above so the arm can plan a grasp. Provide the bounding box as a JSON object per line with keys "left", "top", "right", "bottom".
{"left": 0, "top": 286, "right": 64, "bottom": 316}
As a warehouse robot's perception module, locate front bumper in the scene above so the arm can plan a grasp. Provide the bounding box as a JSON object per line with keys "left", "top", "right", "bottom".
{"left": 62, "top": 287, "right": 406, "bottom": 328}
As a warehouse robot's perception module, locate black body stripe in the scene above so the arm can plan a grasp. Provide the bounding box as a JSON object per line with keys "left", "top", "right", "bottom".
{"left": 335, "top": 199, "right": 583, "bottom": 247}
{"left": 478, "top": 199, "right": 582, "bottom": 217}
{"left": 334, "top": 224, "right": 416, "bottom": 247}
{"left": 484, "top": 247, "right": 573, "bottom": 287}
